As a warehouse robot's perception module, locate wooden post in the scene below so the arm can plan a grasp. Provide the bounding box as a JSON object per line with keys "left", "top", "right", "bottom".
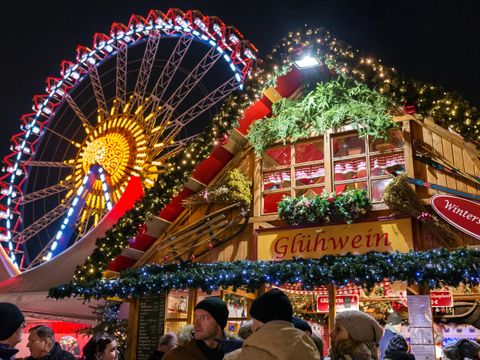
{"left": 125, "top": 299, "right": 140, "bottom": 360}
{"left": 328, "top": 283, "right": 336, "bottom": 332}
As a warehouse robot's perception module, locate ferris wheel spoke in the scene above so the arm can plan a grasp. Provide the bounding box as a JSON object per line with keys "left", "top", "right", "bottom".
{"left": 150, "top": 133, "right": 199, "bottom": 161}
{"left": 147, "top": 35, "right": 194, "bottom": 126}
{"left": 64, "top": 93, "right": 94, "bottom": 131}
{"left": 11, "top": 199, "right": 73, "bottom": 245}
{"left": 21, "top": 161, "right": 74, "bottom": 168}
{"left": 166, "top": 76, "right": 239, "bottom": 139}
{"left": 12, "top": 181, "right": 73, "bottom": 206}
{"left": 158, "top": 46, "right": 223, "bottom": 123}
{"left": 89, "top": 65, "right": 109, "bottom": 118}
{"left": 43, "top": 126, "right": 82, "bottom": 148}
{"left": 132, "top": 33, "right": 161, "bottom": 108}
{"left": 26, "top": 235, "right": 58, "bottom": 269}
{"left": 115, "top": 42, "right": 128, "bottom": 112}
{"left": 76, "top": 207, "right": 96, "bottom": 238}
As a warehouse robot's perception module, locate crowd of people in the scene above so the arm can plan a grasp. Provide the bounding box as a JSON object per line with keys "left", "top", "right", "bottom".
{"left": 1, "top": 293, "right": 480, "bottom": 360}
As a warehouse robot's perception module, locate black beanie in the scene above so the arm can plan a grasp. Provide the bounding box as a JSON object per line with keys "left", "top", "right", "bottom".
{"left": 194, "top": 297, "right": 229, "bottom": 329}
{"left": 250, "top": 289, "right": 293, "bottom": 323}
{"left": 0, "top": 302, "right": 24, "bottom": 341}
{"left": 292, "top": 316, "right": 312, "bottom": 333}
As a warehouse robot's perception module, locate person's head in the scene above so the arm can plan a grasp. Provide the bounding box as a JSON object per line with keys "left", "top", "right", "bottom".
{"left": 292, "top": 317, "right": 313, "bottom": 336}
{"left": 27, "top": 326, "right": 55, "bottom": 359}
{"left": 82, "top": 333, "right": 119, "bottom": 360}
{"left": 330, "top": 310, "right": 383, "bottom": 350}
{"left": 249, "top": 288, "right": 293, "bottom": 332}
{"left": 444, "top": 339, "right": 480, "bottom": 360}
{"left": 385, "top": 334, "right": 409, "bottom": 356}
{"left": 157, "top": 333, "right": 177, "bottom": 353}
{"left": 237, "top": 321, "right": 253, "bottom": 340}
{"left": 0, "top": 302, "right": 25, "bottom": 348}
{"left": 193, "top": 297, "right": 228, "bottom": 343}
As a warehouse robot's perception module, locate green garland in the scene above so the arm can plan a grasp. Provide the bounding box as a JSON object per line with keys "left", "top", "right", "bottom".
{"left": 50, "top": 248, "right": 480, "bottom": 300}
{"left": 261, "top": 28, "right": 479, "bottom": 143}
{"left": 247, "top": 76, "right": 395, "bottom": 155}
{"left": 278, "top": 189, "right": 371, "bottom": 226}
{"left": 184, "top": 169, "right": 252, "bottom": 205}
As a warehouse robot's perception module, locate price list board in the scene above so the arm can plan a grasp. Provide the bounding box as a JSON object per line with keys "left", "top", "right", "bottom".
{"left": 136, "top": 293, "right": 167, "bottom": 360}
{"left": 407, "top": 295, "right": 436, "bottom": 360}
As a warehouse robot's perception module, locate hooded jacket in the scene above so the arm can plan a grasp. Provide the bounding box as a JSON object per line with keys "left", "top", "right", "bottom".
{"left": 227, "top": 320, "right": 320, "bottom": 360}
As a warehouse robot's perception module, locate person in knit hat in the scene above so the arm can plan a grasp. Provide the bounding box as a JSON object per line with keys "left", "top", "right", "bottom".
{"left": 330, "top": 310, "right": 384, "bottom": 360}
{"left": 383, "top": 334, "right": 415, "bottom": 360}
{"left": 164, "top": 297, "right": 241, "bottom": 360}
{"left": 0, "top": 302, "right": 25, "bottom": 360}
{"left": 225, "top": 288, "right": 320, "bottom": 360}
{"left": 444, "top": 339, "right": 480, "bottom": 360}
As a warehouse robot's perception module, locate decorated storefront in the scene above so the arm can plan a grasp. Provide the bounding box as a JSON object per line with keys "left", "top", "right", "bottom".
{"left": 50, "top": 27, "right": 480, "bottom": 360}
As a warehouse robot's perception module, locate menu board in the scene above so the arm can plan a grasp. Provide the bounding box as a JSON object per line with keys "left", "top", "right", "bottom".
{"left": 136, "top": 293, "right": 167, "bottom": 360}
{"left": 407, "top": 295, "right": 436, "bottom": 360}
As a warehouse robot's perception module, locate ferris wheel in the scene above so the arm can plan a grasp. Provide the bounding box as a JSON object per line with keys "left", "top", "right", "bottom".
{"left": 0, "top": 8, "right": 256, "bottom": 271}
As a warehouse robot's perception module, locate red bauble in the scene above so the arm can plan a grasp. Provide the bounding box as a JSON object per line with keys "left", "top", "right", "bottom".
{"left": 137, "top": 223, "right": 147, "bottom": 235}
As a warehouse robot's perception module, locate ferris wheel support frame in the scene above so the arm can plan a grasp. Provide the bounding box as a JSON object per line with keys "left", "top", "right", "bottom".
{"left": 0, "top": 7, "right": 257, "bottom": 269}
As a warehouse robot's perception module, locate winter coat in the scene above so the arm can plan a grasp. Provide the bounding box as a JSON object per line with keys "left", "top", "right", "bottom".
{"left": 384, "top": 351, "right": 415, "bottom": 360}
{"left": 330, "top": 341, "right": 378, "bottom": 360}
{"left": 163, "top": 338, "right": 240, "bottom": 360}
{"left": 25, "top": 342, "right": 76, "bottom": 360}
{"left": 0, "top": 344, "right": 18, "bottom": 360}
{"left": 227, "top": 320, "right": 320, "bottom": 360}
{"left": 148, "top": 350, "right": 166, "bottom": 360}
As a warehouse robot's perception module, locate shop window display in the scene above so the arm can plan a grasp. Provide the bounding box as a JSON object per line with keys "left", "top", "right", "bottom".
{"left": 261, "top": 129, "right": 405, "bottom": 214}
{"left": 262, "top": 139, "right": 325, "bottom": 214}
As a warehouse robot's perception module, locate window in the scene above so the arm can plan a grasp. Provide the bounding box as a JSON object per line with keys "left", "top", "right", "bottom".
{"left": 262, "top": 139, "right": 325, "bottom": 214}
{"left": 261, "top": 129, "right": 405, "bottom": 214}
{"left": 332, "top": 129, "right": 405, "bottom": 202}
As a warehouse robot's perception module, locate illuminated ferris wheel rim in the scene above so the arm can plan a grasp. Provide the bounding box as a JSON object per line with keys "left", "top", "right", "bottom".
{"left": 1, "top": 8, "right": 257, "bottom": 269}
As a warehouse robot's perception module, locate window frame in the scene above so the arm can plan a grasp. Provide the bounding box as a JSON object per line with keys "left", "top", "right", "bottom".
{"left": 260, "top": 127, "right": 405, "bottom": 215}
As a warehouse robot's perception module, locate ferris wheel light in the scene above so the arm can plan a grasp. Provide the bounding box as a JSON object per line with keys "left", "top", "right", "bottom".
{"left": 293, "top": 56, "right": 321, "bottom": 69}
{"left": 229, "top": 34, "right": 240, "bottom": 44}
{"left": 51, "top": 241, "right": 58, "bottom": 251}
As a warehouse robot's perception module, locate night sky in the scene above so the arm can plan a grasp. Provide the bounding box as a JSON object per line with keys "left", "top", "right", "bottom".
{"left": 1, "top": 0, "right": 479, "bottom": 157}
